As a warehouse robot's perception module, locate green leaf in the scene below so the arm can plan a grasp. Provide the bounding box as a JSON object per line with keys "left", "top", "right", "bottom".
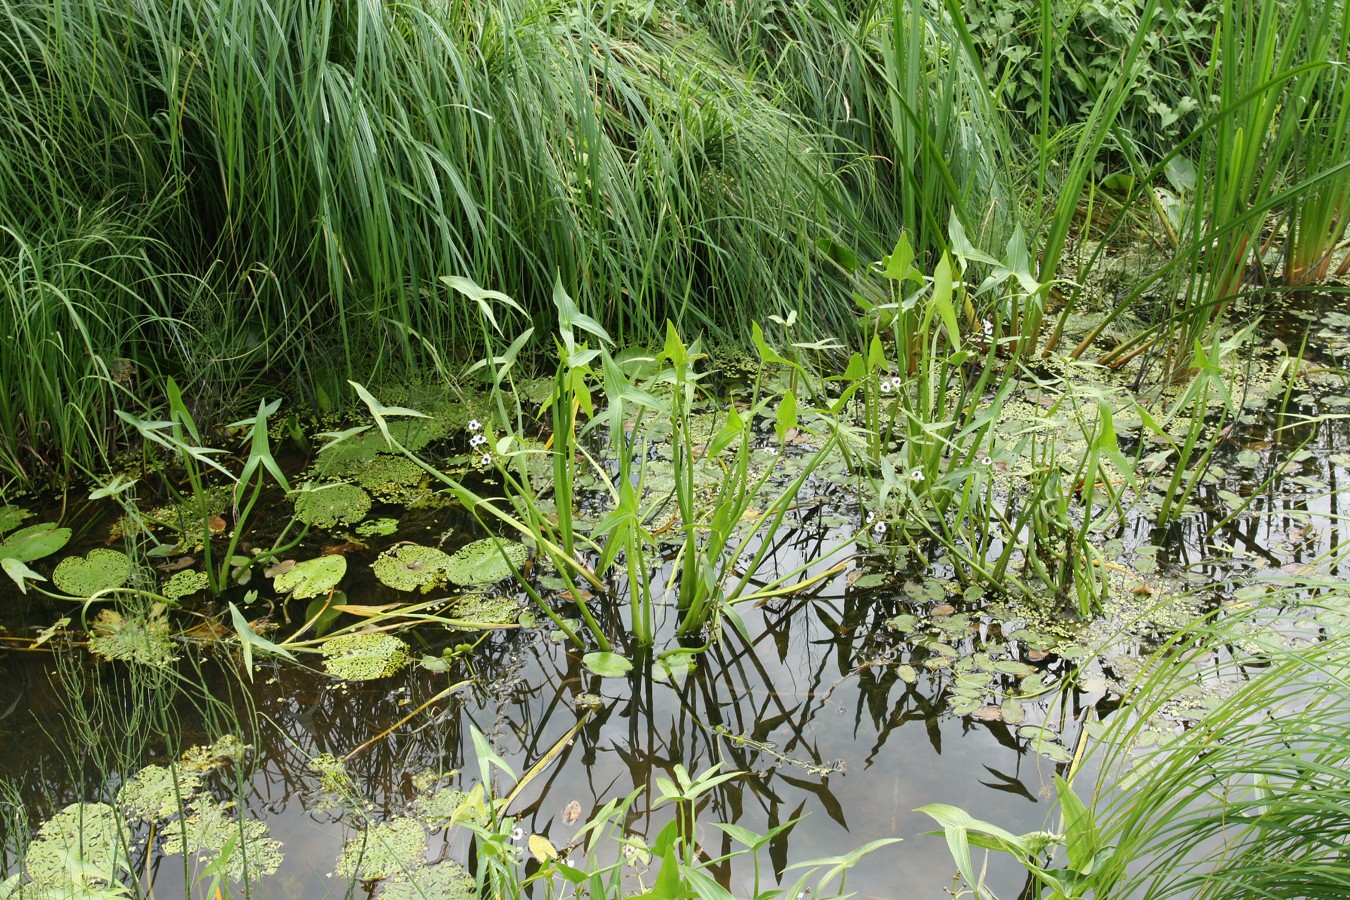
{"left": 931, "top": 252, "right": 961, "bottom": 353}
{"left": 52, "top": 549, "right": 132, "bottom": 598}
{"left": 0, "top": 522, "right": 71, "bottom": 563}
{"left": 441, "top": 275, "right": 526, "bottom": 334}
{"left": 881, "top": 232, "right": 924, "bottom": 285}
{"left": 228, "top": 602, "right": 298, "bottom": 680}
{"left": 775, "top": 389, "right": 798, "bottom": 442}
{"left": 274, "top": 556, "right": 347, "bottom": 600}
{"left": 582, "top": 652, "right": 633, "bottom": 678}
{"left": 2, "top": 557, "right": 45, "bottom": 593}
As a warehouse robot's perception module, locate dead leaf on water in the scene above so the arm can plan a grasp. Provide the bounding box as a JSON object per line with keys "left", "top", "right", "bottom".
{"left": 332, "top": 603, "right": 401, "bottom": 617}
{"left": 155, "top": 556, "right": 197, "bottom": 573}
{"left": 563, "top": 800, "right": 581, "bottom": 825}
{"left": 970, "top": 706, "right": 1003, "bottom": 722}
{"left": 264, "top": 559, "right": 296, "bottom": 579}
{"left": 930, "top": 603, "right": 956, "bottom": 617}
{"left": 207, "top": 515, "right": 227, "bottom": 534}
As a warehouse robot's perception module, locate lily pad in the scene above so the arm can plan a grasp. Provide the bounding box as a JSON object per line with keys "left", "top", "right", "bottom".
{"left": 582, "top": 651, "right": 633, "bottom": 678}
{"left": 162, "top": 798, "right": 283, "bottom": 882}
{"left": 372, "top": 544, "right": 455, "bottom": 593}
{"left": 335, "top": 817, "right": 426, "bottom": 880}
{"left": 356, "top": 517, "right": 400, "bottom": 537}
{"left": 274, "top": 555, "right": 347, "bottom": 600}
{"left": 53, "top": 548, "right": 132, "bottom": 598}
{"left": 321, "top": 632, "right": 411, "bottom": 681}
{"left": 162, "top": 569, "right": 209, "bottom": 601}
{"left": 22, "top": 803, "right": 133, "bottom": 891}
{"left": 0, "top": 521, "right": 71, "bottom": 563}
{"left": 293, "top": 483, "right": 371, "bottom": 529}
{"left": 444, "top": 537, "right": 530, "bottom": 586}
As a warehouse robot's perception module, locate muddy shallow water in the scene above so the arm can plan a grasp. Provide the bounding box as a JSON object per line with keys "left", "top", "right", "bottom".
{"left": 2, "top": 296, "right": 1347, "bottom": 898}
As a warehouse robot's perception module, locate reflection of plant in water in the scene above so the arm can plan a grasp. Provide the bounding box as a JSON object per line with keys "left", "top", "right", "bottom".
{"left": 921, "top": 579, "right": 1350, "bottom": 900}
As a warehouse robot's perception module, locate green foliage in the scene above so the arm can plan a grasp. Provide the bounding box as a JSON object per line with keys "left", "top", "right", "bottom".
{"left": 320, "top": 632, "right": 412, "bottom": 681}
{"left": 52, "top": 549, "right": 132, "bottom": 598}
{"left": 965, "top": 0, "right": 1211, "bottom": 161}
{"left": 292, "top": 483, "right": 371, "bottom": 530}
{"left": 272, "top": 555, "right": 346, "bottom": 600}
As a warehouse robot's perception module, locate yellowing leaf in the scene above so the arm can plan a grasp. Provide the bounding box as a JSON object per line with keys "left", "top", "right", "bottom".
{"left": 528, "top": 834, "right": 558, "bottom": 863}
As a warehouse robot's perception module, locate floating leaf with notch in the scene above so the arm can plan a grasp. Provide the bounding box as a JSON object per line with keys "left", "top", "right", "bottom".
{"left": 274, "top": 556, "right": 346, "bottom": 600}
{"left": 53, "top": 548, "right": 132, "bottom": 598}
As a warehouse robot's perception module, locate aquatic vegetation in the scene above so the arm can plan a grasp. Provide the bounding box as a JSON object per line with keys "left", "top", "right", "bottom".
{"left": 51, "top": 549, "right": 132, "bottom": 599}
{"left": 15, "top": 802, "right": 134, "bottom": 898}
{"left": 292, "top": 482, "right": 371, "bottom": 530}
{"left": 372, "top": 544, "right": 456, "bottom": 593}
{"left": 87, "top": 607, "right": 176, "bottom": 668}
{"left": 271, "top": 555, "right": 346, "bottom": 601}
{"left": 320, "top": 633, "right": 412, "bottom": 681}
{"left": 0, "top": 519, "right": 71, "bottom": 591}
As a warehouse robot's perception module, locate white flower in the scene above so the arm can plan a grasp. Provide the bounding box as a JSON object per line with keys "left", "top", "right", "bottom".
{"left": 511, "top": 826, "right": 523, "bottom": 842}
{"left": 879, "top": 378, "right": 893, "bottom": 394}
{"left": 910, "top": 469, "right": 925, "bottom": 482}
{"left": 765, "top": 446, "right": 780, "bottom": 456}
{"left": 480, "top": 453, "right": 493, "bottom": 466}
{"left": 563, "top": 858, "right": 575, "bottom": 868}
{"left": 982, "top": 319, "right": 994, "bottom": 337}
{"left": 888, "top": 376, "right": 903, "bottom": 391}
{"left": 469, "top": 433, "right": 487, "bottom": 448}
{"left": 468, "top": 419, "right": 482, "bottom": 432}
{"left": 872, "top": 521, "right": 887, "bottom": 535}
{"left": 980, "top": 455, "right": 993, "bottom": 466}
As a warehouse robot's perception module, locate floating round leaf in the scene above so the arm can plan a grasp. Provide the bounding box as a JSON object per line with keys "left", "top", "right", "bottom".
{"left": 162, "top": 569, "right": 209, "bottom": 601}
{"left": 53, "top": 548, "right": 132, "bottom": 597}
{"left": 444, "top": 537, "right": 530, "bottom": 586}
{"left": 321, "top": 632, "right": 411, "bottom": 681}
{"left": 293, "top": 483, "right": 371, "bottom": 529}
{"left": 372, "top": 544, "right": 454, "bottom": 592}
{"left": 274, "top": 556, "right": 346, "bottom": 600}
{"left": 582, "top": 651, "right": 633, "bottom": 678}
{"left": 0, "top": 521, "right": 72, "bottom": 563}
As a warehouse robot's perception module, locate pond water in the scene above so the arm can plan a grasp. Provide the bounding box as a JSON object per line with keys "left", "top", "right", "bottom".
{"left": 1, "top": 296, "right": 1347, "bottom": 898}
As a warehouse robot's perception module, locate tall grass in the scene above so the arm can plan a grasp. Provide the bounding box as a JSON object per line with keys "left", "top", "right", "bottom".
{"left": 0, "top": 0, "right": 879, "bottom": 486}
{"left": 4, "top": 0, "right": 1350, "bottom": 488}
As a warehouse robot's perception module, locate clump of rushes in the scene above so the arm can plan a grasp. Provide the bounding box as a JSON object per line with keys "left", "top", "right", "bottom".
{"left": 338, "top": 278, "right": 853, "bottom": 665}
